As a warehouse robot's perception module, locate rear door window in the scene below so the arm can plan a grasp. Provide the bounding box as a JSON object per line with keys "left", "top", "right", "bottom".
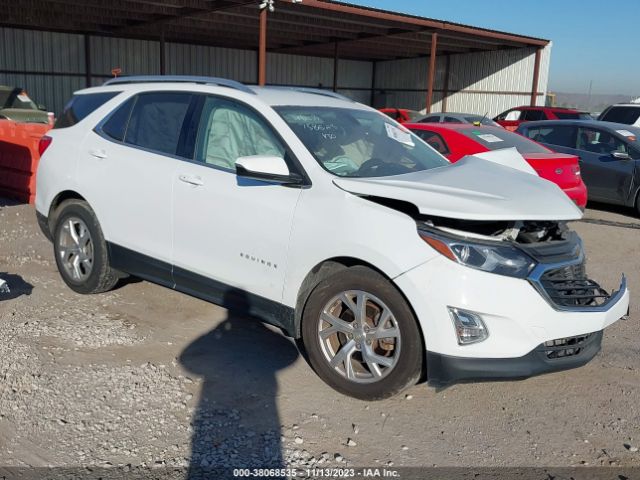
{"left": 419, "top": 116, "right": 441, "bottom": 123}
{"left": 523, "top": 125, "right": 576, "bottom": 148}
{"left": 554, "top": 111, "right": 591, "bottom": 120}
{"left": 124, "top": 92, "right": 193, "bottom": 156}
{"left": 522, "top": 109, "right": 545, "bottom": 121}
{"left": 54, "top": 92, "right": 120, "bottom": 128}
{"left": 600, "top": 106, "right": 640, "bottom": 125}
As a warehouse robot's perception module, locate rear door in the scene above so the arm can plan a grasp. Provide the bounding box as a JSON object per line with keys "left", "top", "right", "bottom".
{"left": 81, "top": 91, "right": 194, "bottom": 278}
{"left": 575, "top": 126, "right": 637, "bottom": 203}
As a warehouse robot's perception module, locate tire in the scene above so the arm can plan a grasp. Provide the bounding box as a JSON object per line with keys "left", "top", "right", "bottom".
{"left": 52, "top": 199, "right": 119, "bottom": 294}
{"left": 301, "top": 266, "right": 423, "bottom": 400}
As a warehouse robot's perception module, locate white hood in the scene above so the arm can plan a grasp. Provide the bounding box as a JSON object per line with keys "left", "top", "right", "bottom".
{"left": 333, "top": 153, "right": 583, "bottom": 221}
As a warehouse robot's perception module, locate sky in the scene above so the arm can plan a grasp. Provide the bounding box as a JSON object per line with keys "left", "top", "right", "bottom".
{"left": 346, "top": 0, "right": 639, "bottom": 96}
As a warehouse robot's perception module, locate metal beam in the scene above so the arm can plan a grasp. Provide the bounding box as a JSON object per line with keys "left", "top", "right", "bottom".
{"left": 84, "top": 34, "right": 91, "bottom": 87}
{"left": 258, "top": 7, "right": 267, "bottom": 86}
{"left": 442, "top": 54, "right": 450, "bottom": 112}
{"left": 530, "top": 47, "right": 542, "bottom": 106}
{"left": 333, "top": 41, "right": 339, "bottom": 92}
{"left": 426, "top": 32, "right": 437, "bottom": 114}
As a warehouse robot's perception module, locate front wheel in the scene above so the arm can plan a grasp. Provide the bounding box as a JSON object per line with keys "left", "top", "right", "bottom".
{"left": 301, "top": 266, "right": 423, "bottom": 400}
{"left": 53, "top": 200, "right": 119, "bottom": 294}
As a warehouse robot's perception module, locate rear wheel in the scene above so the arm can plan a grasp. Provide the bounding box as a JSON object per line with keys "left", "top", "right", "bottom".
{"left": 53, "top": 200, "right": 119, "bottom": 294}
{"left": 301, "top": 266, "right": 423, "bottom": 400}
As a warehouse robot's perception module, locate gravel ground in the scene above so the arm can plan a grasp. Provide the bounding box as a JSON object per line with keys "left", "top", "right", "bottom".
{"left": 0, "top": 200, "right": 639, "bottom": 478}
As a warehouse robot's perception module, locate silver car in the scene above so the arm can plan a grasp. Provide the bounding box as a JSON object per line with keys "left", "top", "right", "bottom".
{"left": 416, "top": 112, "right": 501, "bottom": 127}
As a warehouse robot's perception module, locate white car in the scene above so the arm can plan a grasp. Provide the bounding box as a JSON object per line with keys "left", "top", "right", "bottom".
{"left": 598, "top": 103, "right": 640, "bottom": 127}
{"left": 35, "top": 76, "right": 629, "bottom": 400}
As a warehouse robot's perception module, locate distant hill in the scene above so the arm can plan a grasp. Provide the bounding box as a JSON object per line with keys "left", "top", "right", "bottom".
{"left": 550, "top": 92, "right": 638, "bottom": 114}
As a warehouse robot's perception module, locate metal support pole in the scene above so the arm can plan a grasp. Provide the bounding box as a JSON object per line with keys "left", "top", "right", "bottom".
{"left": 369, "top": 60, "right": 377, "bottom": 106}
{"left": 426, "top": 32, "right": 438, "bottom": 114}
{"left": 258, "top": 8, "right": 267, "bottom": 86}
{"left": 442, "top": 55, "right": 451, "bottom": 113}
{"left": 530, "top": 47, "right": 542, "bottom": 106}
{"left": 84, "top": 35, "right": 91, "bottom": 88}
{"left": 333, "top": 41, "right": 339, "bottom": 92}
{"left": 159, "top": 30, "right": 166, "bottom": 75}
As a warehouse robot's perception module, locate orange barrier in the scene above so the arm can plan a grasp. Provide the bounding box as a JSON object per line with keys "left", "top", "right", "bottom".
{"left": 0, "top": 120, "right": 52, "bottom": 204}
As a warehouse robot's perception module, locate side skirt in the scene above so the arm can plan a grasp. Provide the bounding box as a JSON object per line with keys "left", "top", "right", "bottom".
{"left": 107, "top": 242, "right": 296, "bottom": 337}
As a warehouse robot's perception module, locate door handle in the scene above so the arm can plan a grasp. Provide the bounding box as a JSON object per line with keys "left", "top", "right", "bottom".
{"left": 89, "top": 149, "right": 107, "bottom": 159}
{"left": 178, "top": 174, "right": 204, "bottom": 186}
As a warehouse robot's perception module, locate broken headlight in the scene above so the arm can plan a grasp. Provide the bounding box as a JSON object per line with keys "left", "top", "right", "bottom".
{"left": 419, "top": 228, "right": 537, "bottom": 279}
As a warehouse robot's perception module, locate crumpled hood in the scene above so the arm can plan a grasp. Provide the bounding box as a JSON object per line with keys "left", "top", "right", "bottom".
{"left": 333, "top": 153, "right": 583, "bottom": 221}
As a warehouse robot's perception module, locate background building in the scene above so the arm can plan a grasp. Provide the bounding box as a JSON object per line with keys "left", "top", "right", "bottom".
{"left": 0, "top": 0, "right": 551, "bottom": 117}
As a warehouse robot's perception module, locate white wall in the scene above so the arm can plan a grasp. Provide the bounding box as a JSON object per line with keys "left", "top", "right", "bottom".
{"left": 373, "top": 44, "right": 552, "bottom": 116}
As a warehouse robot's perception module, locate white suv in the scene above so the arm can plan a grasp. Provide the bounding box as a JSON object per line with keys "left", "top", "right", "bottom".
{"left": 598, "top": 103, "right": 640, "bottom": 126}
{"left": 35, "top": 76, "right": 629, "bottom": 400}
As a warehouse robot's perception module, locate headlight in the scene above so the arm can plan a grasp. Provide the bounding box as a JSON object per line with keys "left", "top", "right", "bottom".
{"left": 419, "top": 228, "right": 537, "bottom": 278}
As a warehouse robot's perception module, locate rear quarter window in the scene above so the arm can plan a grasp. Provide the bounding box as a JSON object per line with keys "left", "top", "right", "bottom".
{"left": 99, "top": 97, "right": 136, "bottom": 142}
{"left": 54, "top": 92, "right": 121, "bottom": 129}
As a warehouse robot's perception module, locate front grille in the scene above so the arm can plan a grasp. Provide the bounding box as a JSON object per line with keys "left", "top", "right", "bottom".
{"left": 539, "top": 262, "right": 611, "bottom": 309}
{"left": 541, "top": 333, "right": 593, "bottom": 359}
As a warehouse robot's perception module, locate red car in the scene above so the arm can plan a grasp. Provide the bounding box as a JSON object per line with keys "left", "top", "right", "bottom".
{"left": 494, "top": 106, "right": 592, "bottom": 131}
{"left": 379, "top": 108, "right": 422, "bottom": 124}
{"left": 406, "top": 123, "right": 588, "bottom": 208}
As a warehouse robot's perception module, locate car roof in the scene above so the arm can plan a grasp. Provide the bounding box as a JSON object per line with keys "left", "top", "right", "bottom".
{"left": 605, "top": 103, "right": 640, "bottom": 107}
{"left": 408, "top": 122, "right": 501, "bottom": 132}
{"left": 74, "top": 77, "right": 372, "bottom": 111}
{"left": 507, "top": 105, "right": 585, "bottom": 113}
{"left": 427, "top": 112, "right": 484, "bottom": 117}
{"left": 518, "top": 119, "right": 640, "bottom": 132}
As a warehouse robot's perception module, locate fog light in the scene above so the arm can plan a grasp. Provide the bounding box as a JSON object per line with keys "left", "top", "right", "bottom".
{"left": 448, "top": 307, "right": 489, "bottom": 345}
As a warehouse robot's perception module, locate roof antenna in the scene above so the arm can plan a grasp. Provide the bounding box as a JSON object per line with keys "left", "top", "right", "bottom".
{"left": 474, "top": 112, "right": 488, "bottom": 127}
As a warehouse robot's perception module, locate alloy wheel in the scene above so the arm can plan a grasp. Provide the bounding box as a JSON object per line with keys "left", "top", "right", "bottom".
{"left": 57, "top": 216, "right": 94, "bottom": 282}
{"left": 317, "top": 290, "right": 401, "bottom": 384}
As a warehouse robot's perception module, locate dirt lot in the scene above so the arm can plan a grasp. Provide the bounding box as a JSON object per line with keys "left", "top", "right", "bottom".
{"left": 0, "top": 199, "right": 639, "bottom": 476}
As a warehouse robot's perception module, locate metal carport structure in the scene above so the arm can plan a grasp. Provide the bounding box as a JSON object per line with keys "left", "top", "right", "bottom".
{"left": 0, "top": 0, "right": 551, "bottom": 115}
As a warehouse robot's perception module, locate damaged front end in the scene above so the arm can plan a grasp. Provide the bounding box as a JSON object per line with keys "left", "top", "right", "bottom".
{"left": 417, "top": 216, "right": 626, "bottom": 312}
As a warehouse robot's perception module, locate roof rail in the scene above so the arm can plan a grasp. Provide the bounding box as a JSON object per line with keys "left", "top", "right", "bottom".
{"left": 102, "top": 75, "right": 255, "bottom": 95}
{"left": 265, "top": 86, "right": 355, "bottom": 102}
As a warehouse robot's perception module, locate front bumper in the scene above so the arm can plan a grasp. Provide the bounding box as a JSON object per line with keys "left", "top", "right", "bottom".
{"left": 427, "top": 330, "right": 603, "bottom": 384}
{"left": 394, "top": 254, "right": 629, "bottom": 370}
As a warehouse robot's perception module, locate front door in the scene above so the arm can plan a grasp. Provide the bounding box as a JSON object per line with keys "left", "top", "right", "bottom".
{"left": 171, "top": 95, "right": 303, "bottom": 311}
{"left": 576, "top": 127, "right": 636, "bottom": 203}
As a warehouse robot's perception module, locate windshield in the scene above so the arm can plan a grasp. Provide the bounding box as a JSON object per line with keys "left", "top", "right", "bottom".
{"left": 276, "top": 106, "right": 448, "bottom": 178}
{"left": 461, "top": 127, "right": 550, "bottom": 154}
